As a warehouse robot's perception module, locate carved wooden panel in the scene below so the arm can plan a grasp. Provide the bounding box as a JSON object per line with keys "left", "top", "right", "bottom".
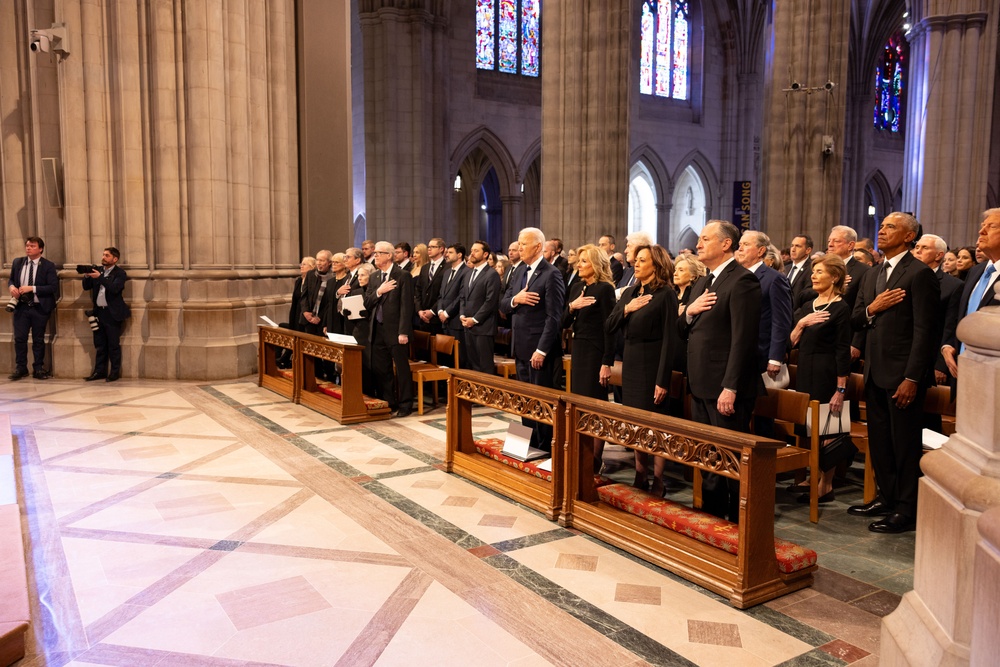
{"left": 454, "top": 378, "right": 554, "bottom": 424}
{"left": 301, "top": 341, "right": 344, "bottom": 364}
{"left": 261, "top": 329, "right": 295, "bottom": 349}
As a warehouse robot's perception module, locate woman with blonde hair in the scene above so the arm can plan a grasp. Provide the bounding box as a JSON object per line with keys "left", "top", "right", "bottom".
{"left": 788, "top": 253, "right": 854, "bottom": 503}
{"left": 607, "top": 245, "right": 680, "bottom": 496}
{"left": 673, "top": 253, "right": 707, "bottom": 317}
{"left": 410, "top": 243, "right": 429, "bottom": 277}
{"left": 563, "top": 244, "right": 616, "bottom": 471}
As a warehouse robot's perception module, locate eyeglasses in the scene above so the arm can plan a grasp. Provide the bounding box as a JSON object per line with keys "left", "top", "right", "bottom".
{"left": 374, "top": 251, "right": 391, "bottom": 255}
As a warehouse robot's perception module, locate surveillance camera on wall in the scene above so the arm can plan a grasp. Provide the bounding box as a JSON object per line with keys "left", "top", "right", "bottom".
{"left": 28, "top": 24, "right": 69, "bottom": 57}
{"left": 790, "top": 81, "right": 801, "bottom": 91}
{"left": 822, "top": 135, "right": 835, "bottom": 156}
{"left": 824, "top": 81, "right": 836, "bottom": 92}
{"left": 29, "top": 31, "right": 51, "bottom": 53}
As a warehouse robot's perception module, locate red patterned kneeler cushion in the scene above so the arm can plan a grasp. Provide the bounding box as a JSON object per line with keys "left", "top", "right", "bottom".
{"left": 471, "top": 438, "right": 615, "bottom": 488}
{"left": 277, "top": 368, "right": 294, "bottom": 380}
{"left": 596, "top": 483, "right": 817, "bottom": 574}
{"left": 316, "top": 382, "right": 390, "bottom": 411}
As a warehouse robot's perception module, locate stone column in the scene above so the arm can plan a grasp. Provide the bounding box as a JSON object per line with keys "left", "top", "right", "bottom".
{"left": 903, "top": 2, "right": 998, "bottom": 245}
{"left": 540, "top": 0, "right": 631, "bottom": 243}
{"left": 501, "top": 194, "right": 523, "bottom": 245}
{"left": 359, "top": 1, "right": 449, "bottom": 243}
{"left": 759, "top": 2, "right": 851, "bottom": 244}
{"left": 1, "top": 0, "right": 301, "bottom": 380}
{"left": 880, "top": 299, "right": 1000, "bottom": 665}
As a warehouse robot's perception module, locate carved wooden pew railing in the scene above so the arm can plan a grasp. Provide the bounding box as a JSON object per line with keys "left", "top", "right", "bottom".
{"left": 445, "top": 370, "right": 565, "bottom": 520}
{"left": 560, "top": 393, "right": 816, "bottom": 608}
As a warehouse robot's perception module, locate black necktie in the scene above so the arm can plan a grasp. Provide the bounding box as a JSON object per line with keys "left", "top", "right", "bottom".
{"left": 27, "top": 260, "right": 34, "bottom": 287}
{"left": 429, "top": 263, "right": 435, "bottom": 280}
{"left": 706, "top": 272, "right": 715, "bottom": 290}
{"left": 788, "top": 265, "right": 798, "bottom": 286}
{"left": 875, "top": 262, "right": 888, "bottom": 294}
{"left": 521, "top": 267, "right": 531, "bottom": 289}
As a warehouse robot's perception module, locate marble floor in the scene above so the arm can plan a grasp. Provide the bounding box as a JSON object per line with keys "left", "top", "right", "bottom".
{"left": 3, "top": 377, "right": 915, "bottom": 666}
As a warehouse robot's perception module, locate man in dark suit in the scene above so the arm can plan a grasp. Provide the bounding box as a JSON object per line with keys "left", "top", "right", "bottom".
{"left": 849, "top": 212, "right": 940, "bottom": 534}
{"left": 545, "top": 238, "right": 570, "bottom": 280}
{"left": 500, "top": 227, "right": 566, "bottom": 451}
{"left": 299, "top": 250, "right": 335, "bottom": 336}
{"left": 364, "top": 241, "right": 416, "bottom": 417}
{"left": 82, "top": 247, "right": 131, "bottom": 382}
{"left": 436, "top": 243, "right": 471, "bottom": 367}
{"left": 786, "top": 234, "right": 814, "bottom": 307}
{"left": 599, "top": 234, "right": 625, "bottom": 285}
{"left": 912, "top": 234, "right": 963, "bottom": 390}
{"left": 680, "top": 221, "right": 761, "bottom": 520}
{"left": 736, "top": 231, "right": 792, "bottom": 379}
{"left": 615, "top": 231, "right": 653, "bottom": 292}
{"left": 460, "top": 241, "right": 502, "bottom": 374}
{"left": 414, "top": 237, "right": 447, "bottom": 333}
{"left": 8, "top": 237, "right": 59, "bottom": 380}
{"left": 361, "top": 240, "right": 376, "bottom": 265}
{"left": 941, "top": 208, "right": 1000, "bottom": 378}
{"left": 393, "top": 242, "right": 412, "bottom": 272}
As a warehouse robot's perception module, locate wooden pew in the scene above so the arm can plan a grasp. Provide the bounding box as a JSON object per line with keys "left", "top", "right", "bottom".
{"left": 560, "top": 395, "right": 816, "bottom": 608}
{"left": 258, "top": 326, "right": 298, "bottom": 401}
{"left": 446, "top": 370, "right": 565, "bottom": 520}
{"left": 0, "top": 414, "right": 29, "bottom": 665}
{"left": 296, "top": 332, "right": 391, "bottom": 424}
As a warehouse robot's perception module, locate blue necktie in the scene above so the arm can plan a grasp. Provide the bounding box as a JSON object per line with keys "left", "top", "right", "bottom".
{"left": 960, "top": 264, "right": 995, "bottom": 353}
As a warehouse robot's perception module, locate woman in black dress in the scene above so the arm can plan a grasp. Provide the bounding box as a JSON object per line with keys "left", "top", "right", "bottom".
{"left": 278, "top": 257, "right": 317, "bottom": 368}
{"left": 563, "top": 245, "right": 616, "bottom": 469}
{"left": 672, "top": 253, "right": 706, "bottom": 317}
{"left": 607, "top": 245, "right": 679, "bottom": 496}
{"left": 789, "top": 254, "right": 853, "bottom": 502}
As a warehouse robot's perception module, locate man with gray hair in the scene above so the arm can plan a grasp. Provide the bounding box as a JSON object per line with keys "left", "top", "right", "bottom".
{"left": 500, "top": 226, "right": 566, "bottom": 452}
{"left": 849, "top": 212, "right": 939, "bottom": 533}
{"left": 735, "top": 230, "right": 792, "bottom": 380}
{"left": 300, "top": 250, "right": 335, "bottom": 337}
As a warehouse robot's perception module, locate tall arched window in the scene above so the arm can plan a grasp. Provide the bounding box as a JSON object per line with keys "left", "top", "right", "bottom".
{"left": 874, "top": 30, "right": 907, "bottom": 133}
{"left": 476, "top": 0, "right": 540, "bottom": 77}
{"left": 639, "top": 0, "right": 689, "bottom": 100}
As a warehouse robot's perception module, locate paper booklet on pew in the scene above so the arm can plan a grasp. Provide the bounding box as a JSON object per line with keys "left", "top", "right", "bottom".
{"left": 500, "top": 423, "right": 549, "bottom": 462}
{"left": 259, "top": 316, "right": 279, "bottom": 327}
{"left": 326, "top": 333, "right": 357, "bottom": 345}
{"left": 922, "top": 428, "right": 948, "bottom": 450}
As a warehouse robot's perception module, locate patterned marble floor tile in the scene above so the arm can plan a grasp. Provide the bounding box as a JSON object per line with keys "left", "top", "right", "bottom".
{"left": 29, "top": 428, "right": 127, "bottom": 462}
{"left": 179, "top": 442, "right": 300, "bottom": 481}
{"left": 299, "top": 429, "right": 431, "bottom": 476}
{"left": 378, "top": 469, "right": 558, "bottom": 543}
{"left": 505, "top": 535, "right": 813, "bottom": 666}
{"left": 142, "top": 412, "right": 243, "bottom": 437}
{"left": 208, "top": 381, "right": 290, "bottom": 406}
{"left": 117, "top": 389, "right": 200, "bottom": 409}
{"left": 41, "top": 468, "right": 162, "bottom": 521}
{"left": 40, "top": 405, "right": 201, "bottom": 434}
{"left": 43, "top": 434, "right": 243, "bottom": 475}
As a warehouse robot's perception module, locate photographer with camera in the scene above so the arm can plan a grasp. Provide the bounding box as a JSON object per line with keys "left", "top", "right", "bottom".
{"left": 7, "top": 237, "right": 59, "bottom": 380}
{"left": 81, "top": 247, "right": 130, "bottom": 382}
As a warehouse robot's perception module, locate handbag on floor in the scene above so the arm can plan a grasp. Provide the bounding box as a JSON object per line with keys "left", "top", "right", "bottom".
{"left": 805, "top": 401, "right": 857, "bottom": 471}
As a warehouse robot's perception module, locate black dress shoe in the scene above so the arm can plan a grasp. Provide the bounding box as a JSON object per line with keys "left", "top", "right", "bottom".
{"left": 847, "top": 499, "right": 890, "bottom": 517}
{"left": 33, "top": 369, "right": 51, "bottom": 380}
{"left": 106, "top": 373, "right": 120, "bottom": 383}
{"left": 8, "top": 369, "right": 29, "bottom": 381}
{"left": 85, "top": 372, "right": 106, "bottom": 381}
{"left": 869, "top": 513, "right": 915, "bottom": 534}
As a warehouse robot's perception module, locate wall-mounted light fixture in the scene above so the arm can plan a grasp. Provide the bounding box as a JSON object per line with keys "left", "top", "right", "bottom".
{"left": 453, "top": 174, "right": 462, "bottom": 192}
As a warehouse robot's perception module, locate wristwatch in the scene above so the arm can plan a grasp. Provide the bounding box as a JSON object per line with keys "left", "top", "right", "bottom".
{"left": 836, "top": 387, "right": 846, "bottom": 394}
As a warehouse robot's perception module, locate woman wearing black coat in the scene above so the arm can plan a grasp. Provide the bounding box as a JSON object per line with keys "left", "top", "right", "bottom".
{"left": 562, "top": 244, "right": 616, "bottom": 469}
{"left": 278, "top": 257, "right": 317, "bottom": 368}
{"left": 607, "top": 245, "right": 679, "bottom": 496}
{"left": 341, "top": 264, "right": 376, "bottom": 397}
{"left": 789, "top": 254, "right": 853, "bottom": 503}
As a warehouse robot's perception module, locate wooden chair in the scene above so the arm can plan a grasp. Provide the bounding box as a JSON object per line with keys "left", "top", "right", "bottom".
{"left": 692, "top": 388, "right": 822, "bottom": 523}
{"left": 408, "top": 330, "right": 435, "bottom": 371}
{"left": 413, "top": 334, "right": 460, "bottom": 414}
{"left": 923, "top": 384, "right": 957, "bottom": 436}
{"left": 493, "top": 328, "right": 517, "bottom": 379}
{"left": 846, "top": 373, "right": 877, "bottom": 504}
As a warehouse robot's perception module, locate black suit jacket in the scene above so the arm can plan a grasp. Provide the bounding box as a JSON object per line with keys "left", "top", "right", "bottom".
{"left": 935, "top": 269, "right": 964, "bottom": 375}
{"left": 499, "top": 259, "right": 565, "bottom": 359}
{"left": 9, "top": 256, "right": 59, "bottom": 315}
{"left": 552, "top": 255, "right": 569, "bottom": 280}
{"left": 753, "top": 264, "right": 793, "bottom": 372}
{"left": 435, "top": 264, "right": 471, "bottom": 334}
{"left": 460, "top": 265, "right": 501, "bottom": 336}
{"left": 609, "top": 256, "right": 624, "bottom": 286}
{"left": 298, "top": 271, "right": 336, "bottom": 327}
{"left": 788, "top": 259, "right": 813, "bottom": 308}
{"left": 678, "top": 260, "right": 761, "bottom": 399}
{"left": 945, "top": 260, "right": 999, "bottom": 350}
{"left": 414, "top": 261, "right": 445, "bottom": 313}
{"left": 364, "top": 265, "right": 414, "bottom": 343}
{"left": 851, "top": 252, "right": 940, "bottom": 389}
{"left": 83, "top": 265, "right": 130, "bottom": 322}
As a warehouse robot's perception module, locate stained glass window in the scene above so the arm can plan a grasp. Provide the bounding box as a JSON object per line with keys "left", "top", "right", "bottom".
{"left": 475, "top": 0, "right": 541, "bottom": 77}
{"left": 639, "top": 1, "right": 690, "bottom": 100}
{"left": 874, "top": 31, "right": 907, "bottom": 133}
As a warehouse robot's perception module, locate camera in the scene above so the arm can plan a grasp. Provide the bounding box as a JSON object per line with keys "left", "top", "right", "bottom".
{"left": 29, "top": 33, "right": 50, "bottom": 53}
{"left": 5, "top": 296, "right": 19, "bottom": 313}
{"left": 84, "top": 309, "right": 100, "bottom": 331}
{"left": 76, "top": 264, "right": 100, "bottom": 274}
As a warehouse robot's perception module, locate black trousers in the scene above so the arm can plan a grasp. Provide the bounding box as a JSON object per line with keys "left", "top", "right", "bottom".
{"left": 690, "top": 393, "right": 756, "bottom": 522}
{"left": 92, "top": 306, "right": 124, "bottom": 376}
{"left": 515, "top": 351, "right": 560, "bottom": 452}
{"left": 13, "top": 304, "right": 51, "bottom": 372}
{"left": 371, "top": 322, "right": 413, "bottom": 410}
{"left": 864, "top": 380, "right": 926, "bottom": 518}
{"left": 465, "top": 332, "right": 494, "bottom": 375}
